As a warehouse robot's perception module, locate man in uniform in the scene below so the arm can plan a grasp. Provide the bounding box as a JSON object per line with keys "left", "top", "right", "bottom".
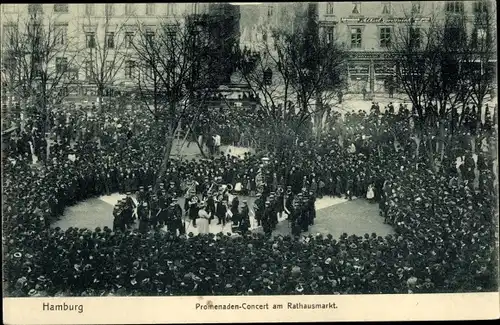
{"left": 137, "top": 186, "right": 147, "bottom": 203}
{"left": 268, "top": 193, "right": 278, "bottom": 230}
{"left": 137, "top": 201, "right": 150, "bottom": 233}
{"left": 284, "top": 186, "right": 294, "bottom": 218}
{"left": 206, "top": 191, "right": 216, "bottom": 223}
{"left": 230, "top": 196, "right": 240, "bottom": 227}
{"left": 253, "top": 193, "right": 264, "bottom": 226}
{"left": 215, "top": 196, "right": 227, "bottom": 225}
{"left": 290, "top": 200, "right": 301, "bottom": 237}
{"left": 262, "top": 200, "right": 273, "bottom": 236}
{"left": 113, "top": 201, "right": 126, "bottom": 232}
{"left": 168, "top": 181, "right": 177, "bottom": 197}
{"left": 156, "top": 183, "right": 166, "bottom": 199}
{"left": 188, "top": 194, "right": 199, "bottom": 227}
{"left": 158, "top": 192, "right": 168, "bottom": 228}
{"left": 123, "top": 191, "right": 136, "bottom": 227}
{"left": 307, "top": 191, "right": 316, "bottom": 226}
{"left": 173, "top": 199, "right": 184, "bottom": 235}
{"left": 276, "top": 186, "right": 285, "bottom": 221}
{"left": 149, "top": 194, "right": 160, "bottom": 229}
{"left": 239, "top": 200, "right": 251, "bottom": 234}
{"left": 163, "top": 202, "right": 173, "bottom": 234}
{"left": 300, "top": 195, "right": 310, "bottom": 232}
{"left": 146, "top": 185, "right": 154, "bottom": 203}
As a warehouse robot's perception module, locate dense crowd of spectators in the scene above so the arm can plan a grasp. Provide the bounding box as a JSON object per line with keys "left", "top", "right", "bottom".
{"left": 2, "top": 99, "right": 498, "bottom": 296}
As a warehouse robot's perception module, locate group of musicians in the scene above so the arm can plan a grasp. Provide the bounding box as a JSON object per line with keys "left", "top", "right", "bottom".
{"left": 112, "top": 178, "right": 317, "bottom": 237}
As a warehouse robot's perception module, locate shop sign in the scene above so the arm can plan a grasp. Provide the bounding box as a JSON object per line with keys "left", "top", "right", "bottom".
{"left": 340, "top": 17, "right": 431, "bottom": 24}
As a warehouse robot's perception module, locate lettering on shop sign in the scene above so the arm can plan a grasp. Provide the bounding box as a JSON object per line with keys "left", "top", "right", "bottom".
{"left": 340, "top": 17, "right": 431, "bottom": 23}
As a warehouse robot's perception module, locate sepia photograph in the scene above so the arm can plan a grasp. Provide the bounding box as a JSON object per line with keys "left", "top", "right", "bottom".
{"left": 1, "top": 1, "right": 499, "bottom": 324}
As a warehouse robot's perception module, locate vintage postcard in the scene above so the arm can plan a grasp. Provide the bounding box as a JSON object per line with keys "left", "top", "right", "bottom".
{"left": 2, "top": 2, "right": 499, "bottom": 324}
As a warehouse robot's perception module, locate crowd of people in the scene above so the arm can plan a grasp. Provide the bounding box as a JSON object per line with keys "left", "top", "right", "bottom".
{"left": 2, "top": 96, "right": 498, "bottom": 296}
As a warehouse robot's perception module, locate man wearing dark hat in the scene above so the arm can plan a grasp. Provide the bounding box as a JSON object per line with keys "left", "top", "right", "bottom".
{"left": 156, "top": 182, "right": 165, "bottom": 199}
{"left": 206, "top": 191, "right": 216, "bottom": 223}
{"left": 188, "top": 194, "right": 199, "bottom": 228}
{"left": 307, "top": 191, "right": 316, "bottom": 226}
{"left": 165, "top": 202, "right": 176, "bottom": 234}
{"left": 276, "top": 185, "right": 285, "bottom": 221}
{"left": 123, "top": 192, "right": 136, "bottom": 226}
{"left": 253, "top": 193, "right": 264, "bottom": 226}
{"left": 113, "top": 201, "right": 126, "bottom": 232}
{"left": 230, "top": 196, "right": 240, "bottom": 227}
{"left": 215, "top": 197, "right": 227, "bottom": 225}
{"left": 137, "top": 201, "right": 150, "bottom": 233}
{"left": 137, "top": 186, "right": 147, "bottom": 203}
{"left": 146, "top": 185, "right": 154, "bottom": 203}
{"left": 262, "top": 200, "right": 273, "bottom": 236}
{"left": 290, "top": 200, "right": 301, "bottom": 237}
{"left": 239, "top": 200, "right": 251, "bottom": 234}
{"left": 149, "top": 194, "right": 160, "bottom": 229}
{"left": 300, "top": 195, "right": 310, "bottom": 232}
{"left": 268, "top": 193, "right": 278, "bottom": 230}
{"left": 284, "top": 186, "right": 294, "bottom": 216}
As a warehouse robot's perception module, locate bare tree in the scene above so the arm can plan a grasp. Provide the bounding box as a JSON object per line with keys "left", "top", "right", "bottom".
{"left": 81, "top": 10, "right": 130, "bottom": 110}
{"left": 235, "top": 6, "right": 346, "bottom": 169}
{"left": 1, "top": 10, "right": 79, "bottom": 151}
{"left": 132, "top": 14, "right": 237, "bottom": 189}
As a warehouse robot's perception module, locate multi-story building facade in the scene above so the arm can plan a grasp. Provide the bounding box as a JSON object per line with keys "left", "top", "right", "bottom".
{"left": 1, "top": 3, "right": 221, "bottom": 103}
{"left": 317, "top": 1, "right": 496, "bottom": 93}
{"left": 239, "top": 3, "right": 310, "bottom": 52}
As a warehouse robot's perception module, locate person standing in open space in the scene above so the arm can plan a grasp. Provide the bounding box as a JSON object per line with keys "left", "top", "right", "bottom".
{"left": 197, "top": 202, "right": 210, "bottom": 235}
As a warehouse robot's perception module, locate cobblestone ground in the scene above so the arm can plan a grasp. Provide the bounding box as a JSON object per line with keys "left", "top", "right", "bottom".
{"left": 51, "top": 194, "right": 393, "bottom": 239}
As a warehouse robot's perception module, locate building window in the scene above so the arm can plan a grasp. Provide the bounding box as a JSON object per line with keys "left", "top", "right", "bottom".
{"left": 350, "top": 27, "right": 362, "bottom": 48}
{"left": 475, "top": 26, "right": 488, "bottom": 48}
{"left": 381, "top": 2, "right": 391, "bottom": 15}
{"left": 55, "top": 24, "right": 67, "bottom": 45}
{"left": 125, "top": 60, "right": 136, "bottom": 78}
{"left": 54, "top": 4, "right": 68, "bottom": 13}
{"left": 268, "top": 5, "right": 274, "bottom": 17}
{"left": 352, "top": 2, "right": 361, "bottom": 15}
{"left": 2, "top": 24, "right": 18, "bottom": 46}
{"left": 86, "top": 32, "right": 96, "bottom": 48}
{"left": 105, "top": 4, "right": 115, "bottom": 16}
{"left": 380, "top": 27, "right": 392, "bottom": 47}
{"left": 28, "top": 4, "right": 43, "bottom": 14}
{"left": 166, "top": 4, "right": 175, "bottom": 16}
{"left": 68, "top": 68, "right": 78, "bottom": 80}
{"left": 325, "top": 26, "right": 335, "bottom": 43}
{"left": 473, "top": 1, "right": 489, "bottom": 14}
{"left": 2, "top": 4, "right": 16, "bottom": 13}
{"left": 145, "top": 31, "right": 155, "bottom": 45}
{"left": 56, "top": 57, "right": 68, "bottom": 74}
{"left": 125, "top": 32, "right": 134, "bottom": 48}
{"left": 125, "top": 3, "right": 135, "bottom": 15}
{"left": 411, "top": 1, "right": 422, "bottom": 14}
{"left": 85, "top": 4, "right": 95, "bottom": 16}
{"left": 326, "top": 2, "right": 334, "bottom": 15}
{"left": 85, "top": 60, "right": 93, "bottom": 79}
{"left": 445, "top": 1, "right": 464, "bottom": 13}
{"left": 105, "top": 32, "right": 115, "bottom": 48}
{"left": 410, "top": 27, "right": 421, "bottom": 49}
{"left": 146, "top": 3, "right": 155, "bottom": 15}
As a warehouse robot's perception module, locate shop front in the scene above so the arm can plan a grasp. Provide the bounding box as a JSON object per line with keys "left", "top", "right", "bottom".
{"left": 346, "top": 52, "right": 395, "bottom": 94}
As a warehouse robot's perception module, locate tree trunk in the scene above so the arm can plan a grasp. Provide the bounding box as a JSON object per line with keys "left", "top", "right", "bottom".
{"left": 189, "top": 125, "right": 207, "bottom": 158}
{"left": 154, "top": 122, "right": 177, "bottom": 192}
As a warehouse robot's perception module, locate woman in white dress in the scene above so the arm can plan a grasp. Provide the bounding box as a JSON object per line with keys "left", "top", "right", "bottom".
{"left": 366, "top": 184, "right": 375, "bottom": 203}
{"left": 197, "top": 203, "right": 211, "bottom": 234}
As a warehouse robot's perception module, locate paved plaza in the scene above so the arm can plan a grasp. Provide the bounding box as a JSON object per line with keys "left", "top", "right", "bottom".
{"left": 51, "top": 193, "right": 393, "bottom": 238}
